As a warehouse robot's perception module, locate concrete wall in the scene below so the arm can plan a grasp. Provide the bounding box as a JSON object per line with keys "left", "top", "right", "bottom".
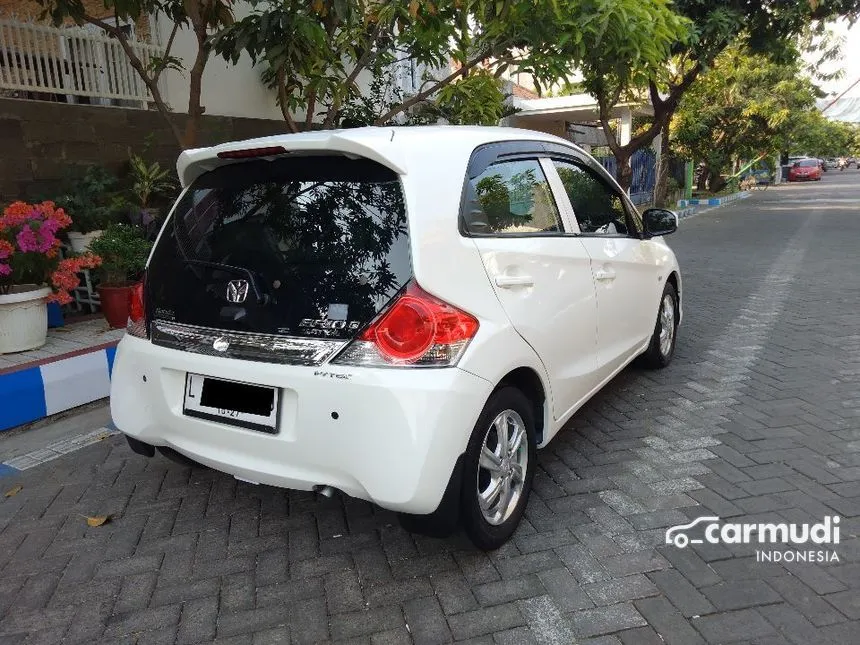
{"left": 0, "top": 97, "right": 288, "bottom": 201}
{"left": 154, "top": 5, "right": 283, "bottom": 121}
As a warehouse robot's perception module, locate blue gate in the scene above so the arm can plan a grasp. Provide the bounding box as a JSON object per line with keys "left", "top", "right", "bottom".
{"left": 596, "top": 149, "right": 657, "bottom": 205}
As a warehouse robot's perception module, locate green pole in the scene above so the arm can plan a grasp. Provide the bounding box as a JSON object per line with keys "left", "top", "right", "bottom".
{"left": 684, "top": 161, "right": 693, "bottom": 200}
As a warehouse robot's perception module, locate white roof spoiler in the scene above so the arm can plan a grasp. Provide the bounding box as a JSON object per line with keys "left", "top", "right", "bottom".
{"left": 176, "top": 128, "right": 408, "bottom": 187}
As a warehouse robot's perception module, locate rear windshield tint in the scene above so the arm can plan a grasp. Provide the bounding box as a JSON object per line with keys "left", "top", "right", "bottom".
{"left": 797, "top": 160, "right": 819, "bottom": 167}
{"left": 147, "top": 155, "right": 410, "bottom": 339}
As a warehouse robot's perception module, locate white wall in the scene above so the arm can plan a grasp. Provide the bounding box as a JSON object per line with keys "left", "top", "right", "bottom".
{"left": 153, "top": 5, "right": 283, "bottom": 121}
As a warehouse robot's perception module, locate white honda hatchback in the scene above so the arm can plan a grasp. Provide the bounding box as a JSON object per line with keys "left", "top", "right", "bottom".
{"left": 111, "top": 126, "right": 682, "bottom": 550}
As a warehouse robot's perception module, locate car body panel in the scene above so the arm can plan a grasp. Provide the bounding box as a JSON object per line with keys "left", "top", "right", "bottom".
{"left": 111, "top": 126, "right": 683, "bottom": 515}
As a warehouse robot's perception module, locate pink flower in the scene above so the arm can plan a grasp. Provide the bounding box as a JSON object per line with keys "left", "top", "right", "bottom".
{"left": 0, "top": 263, "right": 11, "bottom": 277}
{"left": 15, "top": 226, "right": 39, "bottom": 252}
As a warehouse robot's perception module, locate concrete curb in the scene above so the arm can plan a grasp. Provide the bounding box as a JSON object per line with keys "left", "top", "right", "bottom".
{"left": 677, "top": 190, "right": 750, "bottom": 209}
{"left": 676, "top": 190, "right": 751, "bottom": 219}
{"left": 0, "top": 342, "right": 119, "bottom": 432}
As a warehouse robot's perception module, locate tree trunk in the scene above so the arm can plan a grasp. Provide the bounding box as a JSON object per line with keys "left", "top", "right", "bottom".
{"left": 708, "top": 171, "right": 726, "bottom": 194}
{"left": 654, "top": 126, "right": 671, "bottom": 207}
{"left": 616, "top": 153, "right": 633, "bottom": 192}
{"left": 183, "top": 26, "right": 210, "bottom": 149}
{"left": 696, "top": 165, "right": 709, "bottom": 192}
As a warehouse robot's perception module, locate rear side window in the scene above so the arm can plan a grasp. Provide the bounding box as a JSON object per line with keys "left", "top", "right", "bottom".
{"left": 147, "top": 155, "right": 410, "bottom": 339}
{"left": 462, "top": 159, "right": 563, "bottom": 235}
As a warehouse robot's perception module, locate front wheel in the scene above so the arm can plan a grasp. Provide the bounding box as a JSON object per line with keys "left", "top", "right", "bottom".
{"left": 640, "top": 282, "right": 678, "bottom": 369}
{"left": 460, "top": 387, "right": 537, "bottom": 550}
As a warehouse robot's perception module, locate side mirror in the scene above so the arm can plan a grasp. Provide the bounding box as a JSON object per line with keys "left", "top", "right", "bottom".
{"left": 642, "top": 208, "right": 678, "bottom": 238}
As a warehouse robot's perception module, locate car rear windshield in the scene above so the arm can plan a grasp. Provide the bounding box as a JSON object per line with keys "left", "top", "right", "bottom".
{"left": 797, "top": 160, "right": 819, "bottom": 167}
{"left": 146, "top": 155, "right": 410, "bottom": 340}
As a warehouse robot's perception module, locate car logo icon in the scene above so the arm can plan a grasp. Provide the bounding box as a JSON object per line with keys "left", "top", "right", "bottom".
{"left": 226, "top": 280, "right": 249, "bottom": 304}
{"left": 212, "top": 337, "right": 230, "bottom": 352}
{"left": 665, "top": 516, "right": 720, "bottom": 548}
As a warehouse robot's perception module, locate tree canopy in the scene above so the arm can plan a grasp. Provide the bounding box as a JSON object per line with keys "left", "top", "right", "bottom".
{"left": 580, "top": 0, "right": 860, "bottom": 189}
{"left": 211, "top": 0, "right": 688, "bottom": 130}
{"left": 672, "top": 45, "right": 820, "bottom": 189}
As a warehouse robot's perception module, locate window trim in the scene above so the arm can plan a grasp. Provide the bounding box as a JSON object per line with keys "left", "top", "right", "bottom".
{"left": 459, "top": 150, "right": 568, "bottom": 238}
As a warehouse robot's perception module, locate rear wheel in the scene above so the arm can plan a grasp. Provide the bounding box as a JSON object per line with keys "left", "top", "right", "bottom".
{"left": 640, "top": 282, "right": 678, "bottom": 369}
{"left": 460, "top": 387, "right": 537, "bottom": 550}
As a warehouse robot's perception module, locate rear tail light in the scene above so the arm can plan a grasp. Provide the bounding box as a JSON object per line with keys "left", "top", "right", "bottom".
{"left": 127, "top": 280, "right": 148, "bottom": 339}
{"left": 333, "top": 282, "right": 479, "bottom": 367}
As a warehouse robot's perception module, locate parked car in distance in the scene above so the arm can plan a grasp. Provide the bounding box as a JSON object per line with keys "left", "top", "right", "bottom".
{"left": 825, "top": 158, "right": 839, "bottom": 169}
{"left": 110, "top": 126, "right": 683, "bottom": 550}
{"left": 788, "top": 158, "right": 823, "bottom": 181}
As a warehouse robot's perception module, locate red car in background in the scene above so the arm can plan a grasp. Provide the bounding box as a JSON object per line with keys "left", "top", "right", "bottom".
{"left": 788, "top": 158, "right": 823, "bottom": 181}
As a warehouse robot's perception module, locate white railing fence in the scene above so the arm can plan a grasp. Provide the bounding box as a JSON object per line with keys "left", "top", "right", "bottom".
{"left": 0, "top": 19, "right": 164, "bottom": 107}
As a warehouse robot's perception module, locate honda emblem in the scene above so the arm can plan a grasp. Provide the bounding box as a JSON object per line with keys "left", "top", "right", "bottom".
{"left": 226, "top": 279, "right": 249, "bottom": 304}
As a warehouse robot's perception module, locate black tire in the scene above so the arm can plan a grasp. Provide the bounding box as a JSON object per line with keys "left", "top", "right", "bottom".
{"left": 460, "top": 386, "right": 537, "bottom": 550}
{"left": 640, "top": 282, "right": 678, "bottom": 369}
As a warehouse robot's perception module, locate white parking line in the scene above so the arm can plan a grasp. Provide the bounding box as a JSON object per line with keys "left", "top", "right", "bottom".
{"left": 1, "top": 426, "right": 118, "bottom": 472}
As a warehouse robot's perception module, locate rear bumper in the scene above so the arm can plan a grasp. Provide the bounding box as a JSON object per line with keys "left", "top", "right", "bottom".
{"left": 110, "top": 335, "right": 493, "bottom": 514}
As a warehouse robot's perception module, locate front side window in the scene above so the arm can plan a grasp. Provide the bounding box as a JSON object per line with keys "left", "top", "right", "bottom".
{"left": 463, "top": 159, "right": 563, "bottom": 235}
{"left": 553, "top": 160, "right": 630, "bottom": 236}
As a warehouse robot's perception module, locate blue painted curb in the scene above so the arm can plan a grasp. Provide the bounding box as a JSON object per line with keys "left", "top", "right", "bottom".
{"left": 0, "top": 342, "right": 120, "bottom": 433}
{"left": 678, "top": 191, "right": 750, "bottom": 209}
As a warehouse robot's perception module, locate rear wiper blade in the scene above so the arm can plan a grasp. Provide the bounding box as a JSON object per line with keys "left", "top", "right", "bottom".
{"left": 182, "top": 259, "right": 270, "bottom": 305}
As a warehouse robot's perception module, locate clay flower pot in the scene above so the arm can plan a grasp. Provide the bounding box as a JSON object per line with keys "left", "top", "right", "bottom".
{"left": 97, "top": 282, "right": 136, "bottom": 329}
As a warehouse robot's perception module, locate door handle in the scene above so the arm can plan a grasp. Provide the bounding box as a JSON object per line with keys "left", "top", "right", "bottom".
{"left": 594, "top": 268, "right": 616, "bottom": 281}
{"left": 494, "top": 274, "right": 534, "bottom": 288}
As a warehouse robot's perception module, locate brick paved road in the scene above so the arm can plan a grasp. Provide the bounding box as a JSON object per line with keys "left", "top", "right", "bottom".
{"left": 2, "top": 172, "right": 859, "bottom": 644}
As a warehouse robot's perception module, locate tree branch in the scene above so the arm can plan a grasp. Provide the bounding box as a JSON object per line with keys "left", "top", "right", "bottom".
{"left": 276, "top": 69, "right": 300, "bottom": 133}
{"left": 152, "top": 20, "right": 180, "bottom": 84}
{"left": 83, "top": 14, "right": 184, "bottom": 148}
{"left": 322, "top": 19, "right": 385, "bottom": 128}
{"left": 373, "top": 51, "right": 490, "bottom": 125}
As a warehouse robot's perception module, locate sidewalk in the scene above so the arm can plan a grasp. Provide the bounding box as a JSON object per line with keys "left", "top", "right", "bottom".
{"left": 0, "top": 318, "right": 124, "bottom": 432}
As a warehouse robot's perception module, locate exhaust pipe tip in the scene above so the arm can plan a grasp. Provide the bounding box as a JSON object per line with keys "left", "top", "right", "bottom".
{"left": 313, "top": 485, "right": 335, "bottom": 498}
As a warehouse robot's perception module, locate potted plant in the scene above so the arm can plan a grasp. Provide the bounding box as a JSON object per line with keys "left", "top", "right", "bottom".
{"left": 0, "top": 201, "right": 101, "bottom": 353}
{"left": 55, "top": 166, "right": 128, "bottom": 253}
{"left": 89, "top": 223, "right": 152, "bottom": 329}
{"left": 129, "top": 153, "right": 175, "bottom": 216}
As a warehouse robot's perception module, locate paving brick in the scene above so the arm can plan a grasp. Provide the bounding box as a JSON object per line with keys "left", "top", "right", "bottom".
{"left": 364, "top": 578, "right": 433, "bottom": 608}
{"left": 473, "top": 574, "right": 545, "bottom": 607}
{"left": 823, "top": 589, "right": 860, "bottom": 620}
{"left": 403, "top": 596, "right": 451, "bottom": 644}
{"left": 646, "top": 570, "right": 714, "bottom": 618}
{"left": 757, "top": 603, "right": 834, "bottom": 645}
{"left": 325, "top": 569, "right": 365, "bottom": 613}
{"left": 700, "top": 579, "right": 782, "bottom": 611}
{"left": 633, "top": 597, "right": 705, "bottom": 645}
{"left": 447, "top": 603, "right": 525, "bottom": 640}
{"left": 329, "top": 607, "right": 403, "bottom": 641}
{"left": 618, "top": 626, "right": 664, "bottom": 645}
{"left": 554, "top": 545, "right": 610, "bottom": 584}
{"left": 583, "top": 574, "right": 659, "bottom": 606}
{"left": 569, "top": 602, "right": 647, "bottom": 638}
{"left": 288, "top": 597, "right": 328, "bottom": 644}
{"left": 692, "top": 609, "right": 777, "bottom": 643}
{"left": 176, "top": 597, "right": 218, "bottom": 645}
{"left": 536, "top": 568, "right": 594, "bottom": 612}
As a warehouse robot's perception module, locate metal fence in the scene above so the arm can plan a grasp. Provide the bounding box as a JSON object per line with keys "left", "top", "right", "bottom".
{"left": 597, "top": 149, "right": 658, "bottom": 205}
{"left": 0, "top": 19, "right": 162, "bottom": 107}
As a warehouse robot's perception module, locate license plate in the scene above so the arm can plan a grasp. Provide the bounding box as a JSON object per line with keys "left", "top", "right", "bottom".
{"left": 183, "top": 373, "right": 279, "bottom": 434}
